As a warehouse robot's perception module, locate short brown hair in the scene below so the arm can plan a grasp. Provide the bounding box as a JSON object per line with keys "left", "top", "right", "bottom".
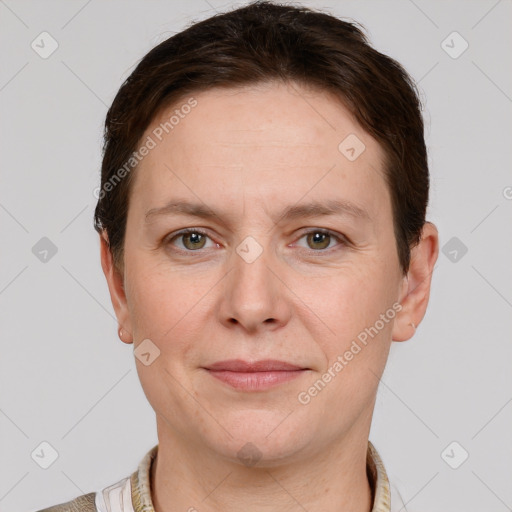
{"left": 94, "top": 0, "right": 429, "bottom": 275}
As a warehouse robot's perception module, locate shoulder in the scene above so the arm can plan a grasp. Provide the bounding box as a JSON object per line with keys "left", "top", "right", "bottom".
{"left": 32, "top": 474, "right": 132, "bottom": 512}
{"left": 32, "top": 492, "right": 97, "bottom": 512}
{"left": 31, "top": 444, "right": 156, "bottom": 512}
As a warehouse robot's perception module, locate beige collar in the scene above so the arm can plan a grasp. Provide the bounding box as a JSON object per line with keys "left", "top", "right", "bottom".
{"left": 130, "top": 440, "right": 392, "bottom": 512}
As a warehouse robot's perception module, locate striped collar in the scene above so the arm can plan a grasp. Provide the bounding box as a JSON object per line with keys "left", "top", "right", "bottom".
{"left": 122, "top": 440, "right": 397, "bottom": 512}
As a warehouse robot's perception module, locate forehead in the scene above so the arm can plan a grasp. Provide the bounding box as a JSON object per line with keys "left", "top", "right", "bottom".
{"left": 150, "top": 81, "right": 380, "bottom": 158}
{"left": 131, "top": 81, "right": 390, "bottom": 223}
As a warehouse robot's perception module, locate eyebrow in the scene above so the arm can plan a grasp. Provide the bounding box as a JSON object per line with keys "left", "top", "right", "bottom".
{"left": 144, "top": 198, "right": 371, "bottom": 225}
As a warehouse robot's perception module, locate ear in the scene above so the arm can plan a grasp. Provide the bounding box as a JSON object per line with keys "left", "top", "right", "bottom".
{"left": 392, "top": 222, "right": 439, "bottom": 342}
{"left": 100, "top": 231, "right": 133, "bottom": 344}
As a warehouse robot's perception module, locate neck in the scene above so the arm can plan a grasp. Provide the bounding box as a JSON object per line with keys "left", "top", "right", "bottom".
{"left": 150, "top": 420, "right": 374, "bottom": 512}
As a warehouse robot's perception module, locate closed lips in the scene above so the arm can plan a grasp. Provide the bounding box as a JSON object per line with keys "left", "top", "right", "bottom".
{"left": 204, "top": 359, "right": 308, "bottom": 372}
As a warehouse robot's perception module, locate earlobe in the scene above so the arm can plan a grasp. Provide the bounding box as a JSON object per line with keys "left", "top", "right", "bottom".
{"left": 392, "top": 222, "right": 439, "bottom": 342}
{"left": 99, "top": 231, "right": 133, "bottom": 344}
{"left": 118, "top": 326, "right": 133, "bottom": 345}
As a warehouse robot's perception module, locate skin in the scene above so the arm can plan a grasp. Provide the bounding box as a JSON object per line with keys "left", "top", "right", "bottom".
{"left": 100, "top": 80, "right": 439, "bottom": 512}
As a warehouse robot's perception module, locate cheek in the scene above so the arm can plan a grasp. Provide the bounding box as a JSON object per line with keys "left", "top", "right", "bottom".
{"left": 126, "top": 263, "right": 209, "bottom": 420}
{"left": 312, "top": 268, "right": 397, "bottom": 415}
{"left": 125, "top": 256, "right": 218, "bottom": 359}
{"left": 312, "top": 256, "right": 399, "bottom": 361}
{"left": 125, "top": 257, "right": 186, "bottom": 338}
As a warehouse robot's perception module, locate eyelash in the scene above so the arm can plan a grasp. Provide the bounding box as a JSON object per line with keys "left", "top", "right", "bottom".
{"left": 165, "top": 227, "right": 347, "bottom": 255}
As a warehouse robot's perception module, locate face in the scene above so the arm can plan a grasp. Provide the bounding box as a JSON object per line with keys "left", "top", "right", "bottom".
{"left": 103, "top": 81, "right": 424, "bottom": 466}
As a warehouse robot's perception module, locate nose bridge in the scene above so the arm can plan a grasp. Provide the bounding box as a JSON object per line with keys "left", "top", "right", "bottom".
{"left": 222, "top": 234, "right": 285, "bottom": 330}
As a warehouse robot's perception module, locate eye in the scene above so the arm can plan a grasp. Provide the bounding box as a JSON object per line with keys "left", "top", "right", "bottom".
{"left": 166, "top": 228, "right": 216, "bottom": 251}
{"left": 165, "top": 227, "right": 347, "bottom": 254}
{"left": 294, "top": 229, "right": 346, "bottom": 252}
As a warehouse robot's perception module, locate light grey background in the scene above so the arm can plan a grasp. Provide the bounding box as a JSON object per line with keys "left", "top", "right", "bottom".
{"left": 1, "top": 1, "right": 511, "bottom": 511}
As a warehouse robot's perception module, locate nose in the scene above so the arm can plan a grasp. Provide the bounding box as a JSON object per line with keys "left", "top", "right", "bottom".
{"left": 218, "top": 239, "right": 292, "bottom": 334}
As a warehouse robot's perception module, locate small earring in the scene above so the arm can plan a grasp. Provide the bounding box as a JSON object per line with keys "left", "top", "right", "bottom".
{"left": 409, "top": 322, "right": 416, "bottom": 331}
{"left": 118, "top": 327, "right": 124, "bottom": 340}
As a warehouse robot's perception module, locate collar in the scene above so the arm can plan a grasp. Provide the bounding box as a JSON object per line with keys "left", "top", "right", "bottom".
{"left": 100, "top": 440, "right": 396, "bottom": 512}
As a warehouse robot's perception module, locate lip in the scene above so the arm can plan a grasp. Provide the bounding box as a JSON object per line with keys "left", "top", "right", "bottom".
{"left": 204, "top": 359, "right": 306, "bottom": 372}
{"left": 203, "top": 359, "right": 309, "bottom": 391}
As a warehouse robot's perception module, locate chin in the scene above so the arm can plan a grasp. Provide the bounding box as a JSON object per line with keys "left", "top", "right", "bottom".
{"left": 201, "top": 410, "right": 316, "bottom": 467}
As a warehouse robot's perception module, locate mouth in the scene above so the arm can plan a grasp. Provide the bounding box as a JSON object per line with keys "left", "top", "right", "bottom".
{"left": 202, "top": 359, "right": 310, "bottom": 391}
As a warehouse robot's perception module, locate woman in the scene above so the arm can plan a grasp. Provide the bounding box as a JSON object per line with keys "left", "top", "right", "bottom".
{"left": 37, "top": 1, "right": 438, "bottom": 511}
